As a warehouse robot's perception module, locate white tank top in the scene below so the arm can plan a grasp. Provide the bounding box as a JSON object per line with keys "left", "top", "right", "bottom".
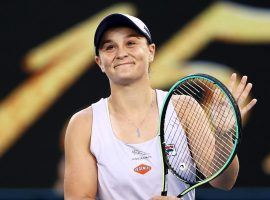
{"left": 90, "top": 89, "right": 195, "bottom": 200}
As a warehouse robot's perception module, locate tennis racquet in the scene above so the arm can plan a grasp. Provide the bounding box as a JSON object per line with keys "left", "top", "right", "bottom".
{"left": 159, "top": 73, "right": 242, "bottom": 198}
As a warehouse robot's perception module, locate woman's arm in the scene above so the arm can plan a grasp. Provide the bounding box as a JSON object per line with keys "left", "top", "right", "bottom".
{"left": 64, "top": 107, "right": 98, "bottom": 200}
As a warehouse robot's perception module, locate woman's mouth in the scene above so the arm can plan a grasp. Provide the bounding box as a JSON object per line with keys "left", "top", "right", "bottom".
{"left": 114, "top": 62, "right": 135, "bottom": 68}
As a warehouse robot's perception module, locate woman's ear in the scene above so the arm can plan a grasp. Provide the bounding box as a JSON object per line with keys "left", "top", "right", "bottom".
{"left": 148, "top": 43, "right": 155, "bottom": 62}
{"left": 95, "top": 56, "right": 105, "bottom": 72}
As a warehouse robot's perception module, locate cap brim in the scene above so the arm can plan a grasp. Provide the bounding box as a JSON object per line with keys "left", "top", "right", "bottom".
{"left": 94, "top": 13, "right": 152, "bottom": 55}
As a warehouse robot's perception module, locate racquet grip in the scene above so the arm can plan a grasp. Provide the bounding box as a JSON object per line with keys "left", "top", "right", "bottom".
{"left": 161, "top": 191, "right": 167, "bottom": 196}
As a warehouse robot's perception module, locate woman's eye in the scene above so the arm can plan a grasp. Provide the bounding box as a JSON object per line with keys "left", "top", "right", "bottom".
{"left": 127, "top": 41, "right": 136, "bottom": 46}
{"left": 105, "top": 45, "right": 114, "bottom": 50}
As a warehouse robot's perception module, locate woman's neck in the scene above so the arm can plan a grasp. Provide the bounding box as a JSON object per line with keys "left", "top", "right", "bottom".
{"left": 108, "top": 81, "right": 156, "bottom": 115}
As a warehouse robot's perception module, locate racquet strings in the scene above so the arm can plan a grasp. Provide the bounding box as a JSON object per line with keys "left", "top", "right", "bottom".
{"left": 164, "top": 78, "right": 237, "bottom": 184}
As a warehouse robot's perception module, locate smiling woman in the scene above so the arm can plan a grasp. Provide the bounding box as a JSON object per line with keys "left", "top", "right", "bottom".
{"left": 63, "top": 13, "right": 256, "bottom": 200}
{"left": 95, "top": 27, "right": 155, "bottom": 85}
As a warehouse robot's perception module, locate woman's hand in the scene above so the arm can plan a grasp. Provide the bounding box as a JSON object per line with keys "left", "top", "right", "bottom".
{"left": 228, "top": 73, "right": 257, "bottom": 118}
{"left": 151, "top": 196, "right": 181, "bottom": 200}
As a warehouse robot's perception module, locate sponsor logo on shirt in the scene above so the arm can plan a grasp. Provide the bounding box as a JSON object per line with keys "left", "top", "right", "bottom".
{"left": 131, "top": 149, "right": 152, "bottom": 161}
{"left": 134, "top": 164, "right": 152, "bottom": 174}
{"left": 165, "top": 144, "right": 176, "bottom": 156}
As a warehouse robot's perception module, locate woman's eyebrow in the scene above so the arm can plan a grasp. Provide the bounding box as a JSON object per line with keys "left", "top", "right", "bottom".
{"left": 99, "top": 39, "right": 113, "bottom": 48}
{"left": 125, "top": 34, "right": 142, "bottom": 39}
{"left": 99, "top": 33, "right": 142, "bottom": 49}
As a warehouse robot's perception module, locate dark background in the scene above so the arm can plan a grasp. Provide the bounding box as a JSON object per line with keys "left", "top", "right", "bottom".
{"left": 0, "top": 0, "right": 269, "bottom": 189}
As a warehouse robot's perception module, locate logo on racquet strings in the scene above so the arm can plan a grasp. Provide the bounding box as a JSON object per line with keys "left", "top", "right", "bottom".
{"left": 134, "top": 164, "right": 152, "bottom": 175}
{"left": 165, "top": 144, "right": 177, "bottom": 156}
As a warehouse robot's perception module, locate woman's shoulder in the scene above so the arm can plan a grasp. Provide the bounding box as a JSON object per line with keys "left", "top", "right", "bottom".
{"left": 69, "top": 97, "right": 105, "bottom": 126}
{"left": 65, "top": 106, "right": 93, "bottom": 142}
{"left": 71, "top": 106, "right": 92, "bottom": 124}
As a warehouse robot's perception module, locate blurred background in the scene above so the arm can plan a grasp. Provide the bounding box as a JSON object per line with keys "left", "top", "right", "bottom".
{"left": 0, "top": 0, "right": 269, "bottom": 199}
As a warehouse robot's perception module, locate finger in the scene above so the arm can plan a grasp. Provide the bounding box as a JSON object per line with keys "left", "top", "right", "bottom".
{"left": 212, "top": 88, "right": 221, "bottom": 104}
{"left": 151, "top": 196, "right": 181, "bottom": 200}
{"left": 151, "top": 196, "right": 169, "bottom": 200}
{"left": 228, "top": 73, "right": 237, "bottom": 93}
{"left": 234, "top": 75, "right": 247, "bottom": 101}
{"left": 237, "top": 83, "right": 253, "bottom": 107}
{"left": 151, "top": 196, "right": 161, "bottom": 200}
{"left": 241, "top": 98, "right": 257, "bottom": 117}
{"left": 167, "top": 196, "right": 181, "bottom": 200}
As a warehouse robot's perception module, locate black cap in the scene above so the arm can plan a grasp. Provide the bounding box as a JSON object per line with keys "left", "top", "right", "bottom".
{"left": 94, "top": 13, "right": 153, "bottom": 55}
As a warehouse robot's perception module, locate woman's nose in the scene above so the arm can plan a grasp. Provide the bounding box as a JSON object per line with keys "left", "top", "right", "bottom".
{"left": 115, "top": 47, "right": 128, "bottom": 59}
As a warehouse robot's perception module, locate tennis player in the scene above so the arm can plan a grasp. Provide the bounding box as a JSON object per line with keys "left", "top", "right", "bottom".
{"left": 64, "top": 13, "right": 257, "bottom": 200}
